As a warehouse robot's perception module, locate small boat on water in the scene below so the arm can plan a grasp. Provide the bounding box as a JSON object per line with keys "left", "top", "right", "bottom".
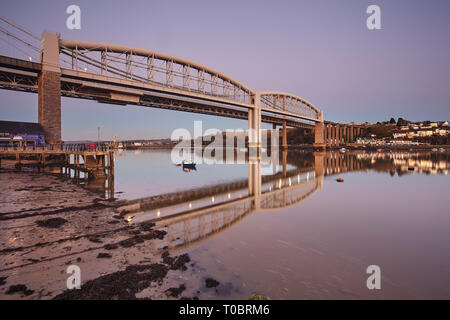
{"left": 336, "top": 178, "right": 344, "bottom": 183}
{"left": 182, "top": 160, "right": 196, "bottom": 171}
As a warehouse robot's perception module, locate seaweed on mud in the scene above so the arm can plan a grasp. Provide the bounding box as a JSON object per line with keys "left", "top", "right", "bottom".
{"left": 161, "top": 251, "right": 190, "bottom": 271}
{"left": 87, "top": 236, "right": 103, "bottom": 243}
{"left": 205, "top": 278, "right": 220, "bottom": 288}
{"left": 139, "top": 222, "right": 156, "bottom": 232}
{"left": 53, "top": 263, "right": 169, "bottom": 300}
{"left": 118, "top": 230, "right": 167, "bottom": 248}
{"left": 0, "top": 226, "right": 130, "bottom": 254}
{"left": 35, "top": 217, "right": 68, "bottom": 228}
{"left": 97, "top": 253, "right": 112, "bottom": 259}
{"left": 165, "top": 284, "right": 186, "bottom": 298}
{"left": 0, "top": 202, "right": 111, "bottom": 221}
{"left": 180, "top": 296, "right": 200, "bottom": 300}
{"left": 5, "top": 284, "right": 34, "bottom": 296}
{"left": 104, "top": 244, "right": 118, "bottom": 250}
{"left": 0, "top": 276, "right": 7, "bottom": 286}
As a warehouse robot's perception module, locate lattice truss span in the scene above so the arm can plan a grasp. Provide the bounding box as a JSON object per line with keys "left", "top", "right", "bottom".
{"left": 59, "top": 40, "right": 253, "bottom": 105}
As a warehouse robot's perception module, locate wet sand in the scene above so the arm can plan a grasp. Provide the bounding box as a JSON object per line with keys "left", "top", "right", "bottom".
{"left": 0, "top": 169, "right": 210, "bottom": 300}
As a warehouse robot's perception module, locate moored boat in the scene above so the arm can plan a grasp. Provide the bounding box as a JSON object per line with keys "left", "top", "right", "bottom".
{"left": 182, "top": 160, "right": 196, "bottom": 171}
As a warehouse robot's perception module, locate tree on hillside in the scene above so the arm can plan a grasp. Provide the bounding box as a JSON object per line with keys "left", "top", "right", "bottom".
{"left": 397, "top": 117, "right": 408, "bottom": 126}
{"left": 389, "top": 118, "right": 396, "bottom": 124}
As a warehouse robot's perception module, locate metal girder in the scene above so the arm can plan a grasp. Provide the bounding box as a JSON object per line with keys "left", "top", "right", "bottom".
{"left": 0, "top": 54, "right": 317, "bottom": 129}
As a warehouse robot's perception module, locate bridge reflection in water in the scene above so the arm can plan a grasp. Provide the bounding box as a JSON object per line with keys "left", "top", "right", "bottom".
{"left": 119, "top": 150, "right": 449, "bottom": 253}
{"left": 124, "top": 153, "right": 322, "bottom": 252}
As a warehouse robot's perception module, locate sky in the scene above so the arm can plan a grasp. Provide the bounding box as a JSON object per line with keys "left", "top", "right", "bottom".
{"left": 1, "top": 0, "right": 449, "bottom": 141}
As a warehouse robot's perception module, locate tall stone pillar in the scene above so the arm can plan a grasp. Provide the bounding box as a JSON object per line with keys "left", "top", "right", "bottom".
{"left": 327, "top": 124, "right": 331, "bottom": 148}
{"left": 342, "top": 126, "right": 346, "bottom": 143}
{"left": 330, "top": 125, "right": 334, "bottom": 147}
{"left": 350, "top": 126, "right": 354, "bottom": 142}
{"left": 39, "top": 32, "right": 61, "bottom": 146}
{"left": 248, "top": 91, "right": 261, "bottom": 154}
{"left": 335, "top": 124, "right": 340, "bottom": 147}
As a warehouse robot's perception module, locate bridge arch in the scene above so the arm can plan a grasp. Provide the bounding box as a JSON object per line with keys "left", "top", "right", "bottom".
{"left": 260, "top": 91, "right": 322, "bottom": 122}
{"left": 59, "top": 39, "right": 254, "bottom": 105}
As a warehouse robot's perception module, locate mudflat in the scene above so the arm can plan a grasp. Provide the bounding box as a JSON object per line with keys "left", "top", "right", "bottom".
{"left": 0, "top": 170, "right": 204, "bottom": 300}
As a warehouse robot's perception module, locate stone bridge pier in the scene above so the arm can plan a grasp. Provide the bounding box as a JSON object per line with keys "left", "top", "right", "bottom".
{"left": 315, "top": 122, "right": 365, "bottom": 148}
{"left": 38, "top": 32, "right": 62, "bottom": 146}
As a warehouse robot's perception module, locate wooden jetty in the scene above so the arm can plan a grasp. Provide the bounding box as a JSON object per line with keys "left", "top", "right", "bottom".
{"left": 0, "top": 147, "right": 115, "bottom": 195}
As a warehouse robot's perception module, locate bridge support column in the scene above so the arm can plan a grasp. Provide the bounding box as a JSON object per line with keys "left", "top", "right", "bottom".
{"left": 346, "top": 126, "right": 350, "bottom": 144}
{"left": 38, "top": 32, "right": 62, "bottom": 147}
{"left": 331, "top": 124, "right": 335, "bottom": 147}
{"left": 327, "top": 124, "right": 332, "bottom": 148}
{"left": 313, "top": 122, "right": 325, "bottom": 150}
{"left": 248, "top": 92, "right": 261, "bottom": 155}
{"left": 335, "top": 124, "right": 340, "bottom": 147}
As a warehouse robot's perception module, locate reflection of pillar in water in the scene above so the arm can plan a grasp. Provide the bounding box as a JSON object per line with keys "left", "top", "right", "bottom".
{"left": 271, "top": 128, "right": 279, "bottom": 175}
{"left": 314, "top": 151, "right": 325, "bottom": 178}
{"left": 248, "top": 158, "right": 261, "bottom": 210}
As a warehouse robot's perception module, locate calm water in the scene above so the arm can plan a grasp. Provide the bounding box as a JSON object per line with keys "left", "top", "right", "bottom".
{"left": 112, "top": 149, "right": 450, "bottom": 299}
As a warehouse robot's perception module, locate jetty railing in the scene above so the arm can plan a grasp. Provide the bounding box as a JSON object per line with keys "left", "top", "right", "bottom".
{"left": 0, "top": 143, "right": 113, "bottom": 152}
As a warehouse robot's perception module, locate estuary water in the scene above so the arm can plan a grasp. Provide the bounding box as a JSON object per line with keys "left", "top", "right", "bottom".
{"left": 111, "top": 149, "right": 450, "bottom": 299}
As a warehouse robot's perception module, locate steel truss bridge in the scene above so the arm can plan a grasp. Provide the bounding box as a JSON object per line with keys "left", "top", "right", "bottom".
{"left": 0, "top": 24, "right": 324, "bottom": 145}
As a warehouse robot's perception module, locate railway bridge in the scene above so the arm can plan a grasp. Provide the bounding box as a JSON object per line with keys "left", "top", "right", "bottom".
{"left": 0, "top": 18, "right": 367, "bottom": 149}
{"left": 0, "top": 30, "right": 328, "bottom": 149}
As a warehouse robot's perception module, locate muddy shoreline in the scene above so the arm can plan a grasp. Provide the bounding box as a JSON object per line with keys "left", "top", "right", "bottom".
{"left": 0, "top": 169, "right": 221, "bottom": 300}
